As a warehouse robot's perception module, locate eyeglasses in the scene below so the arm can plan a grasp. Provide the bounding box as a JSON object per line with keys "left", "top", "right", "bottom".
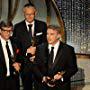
{"left": 1, "top": 29, "right": 13, "bottom": 33}
{"left": 25, "top": 13, "right": 35, "bottom": 16}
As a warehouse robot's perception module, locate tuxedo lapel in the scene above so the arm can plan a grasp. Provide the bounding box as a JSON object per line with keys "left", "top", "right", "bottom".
{"left": 44, "top": 44, "right": 49, "bottom": 68}
{"left": 21, "top": 21, "right": 31, "bottom": 39}
{"left": 34, "top": 20, "right": 40, "bottom": 36}
{"left": 0, "top": 40, "right": 7, "bottom": 75}
{"left": 0, "top": 41, "right": 6, "bottom": 63}
{"left": 22, "top": 21, "right": 32, "bottom": 42}
{"left": 22, "top": 21, "right": 28, "bottom": 32}
{"left": 10, "top": 38, "right": 18, "bottom": 59}
{"left": 34, "top": 20, "right": 37, "bottom": 36}
{"left": 23, "top": 21, "right": 29, "bottom": 36}
{"left": 34, "top": 20, "right": 42, "bottom": 36}
{"left": 43, "top": 43, "right": 52, "bottom": 70}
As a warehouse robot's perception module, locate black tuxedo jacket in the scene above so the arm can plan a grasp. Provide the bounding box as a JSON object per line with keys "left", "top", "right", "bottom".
{"left": 13, "top": 19, "right": 47, "bottom": 74}
{"left": 0, "top": 37, "right": 21, "bottom": 78}
{"left": 13, "top": 19, "right": 47, "bottom": 54}
{"left": 34, "top": 42, "right": 78, "bottom": 86}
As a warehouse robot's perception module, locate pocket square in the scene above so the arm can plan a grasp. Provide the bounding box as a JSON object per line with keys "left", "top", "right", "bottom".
{"left": 36, "top": 32, "right": 43, "bottom": 36}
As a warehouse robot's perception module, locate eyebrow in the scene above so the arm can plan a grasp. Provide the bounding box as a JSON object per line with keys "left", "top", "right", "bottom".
{"left": 1, "top": 29, "right": 12, "bottom": 32}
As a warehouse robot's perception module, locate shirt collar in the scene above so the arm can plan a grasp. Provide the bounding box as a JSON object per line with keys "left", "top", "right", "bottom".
{"left": 25, "top": 20, "right": 34, "bottom": 26}
{"left": 48, "top": 40, "right": 60, "bottom": 51}
{"left": 0, "top": 36, "right": 10, "bottom": 45}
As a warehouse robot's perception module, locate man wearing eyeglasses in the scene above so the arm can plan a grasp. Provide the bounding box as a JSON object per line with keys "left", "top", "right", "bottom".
{"left": 13, "top": 3, "right": 47, "bottom": 90}
{"left": 0, "top": 21, "right": 21, "bottom": 90}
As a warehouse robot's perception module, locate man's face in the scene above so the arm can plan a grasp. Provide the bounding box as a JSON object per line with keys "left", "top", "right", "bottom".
{"left": 47, "top": 29, "right": 60, "bottom": 45}
{"left": 0, "top": 27, "right": 13, "bottom": 40}
{"left": 23, "top": 7, "right": 36, "bottom": 23}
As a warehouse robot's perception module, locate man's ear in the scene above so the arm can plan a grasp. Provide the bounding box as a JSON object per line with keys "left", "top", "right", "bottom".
{"left": 0, "top": 29, "right": 1, "bottom": 34}
{"left": 57, "top": 34, "right": 61, "bottom": 39}
{"left": 35, "top": 10, "right": 37, "bottom": 16}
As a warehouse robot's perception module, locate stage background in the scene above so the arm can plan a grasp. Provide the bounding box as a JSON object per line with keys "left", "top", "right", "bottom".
{"left": 0, "top": 0, "right": 90, "bottom": 89}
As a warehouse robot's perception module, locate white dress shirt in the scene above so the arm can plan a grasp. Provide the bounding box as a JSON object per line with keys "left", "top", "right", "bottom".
{"left": 48, "top": 41, "right": 64, "bottom": 81}
{"left": 25, "top": 20, "right": 35, "bottom": 37}
{"left": 48, "top": 41, "right": 60, "bottom": 63}
{"left": 0, "top": 36, "right": 14, "bottom": 76}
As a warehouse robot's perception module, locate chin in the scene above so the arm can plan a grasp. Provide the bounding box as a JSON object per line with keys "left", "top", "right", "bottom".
{"left": 5, "top": 37, "right": 9, "bottom": 40}
{"left": 48, "top": 41, "right": 52, "bottom": 44}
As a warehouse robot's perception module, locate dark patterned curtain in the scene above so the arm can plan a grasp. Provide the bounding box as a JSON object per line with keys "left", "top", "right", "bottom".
{"left": 28, "top": 0, "right": 65, "bottom": 42}
{"left": 0, "top": 0, "right": 2, "bottom": 20}
{"left": 7, "top": 0, "right": 20, "bottom": 22}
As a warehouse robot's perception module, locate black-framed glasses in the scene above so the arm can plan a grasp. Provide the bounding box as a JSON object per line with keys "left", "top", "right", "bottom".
{"left": 1, "top": 28, "right": 13, "bottom": 33}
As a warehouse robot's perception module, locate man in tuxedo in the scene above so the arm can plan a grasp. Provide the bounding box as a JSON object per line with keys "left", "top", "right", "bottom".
{"left": 13, "top": 3, "right": 47, "bottom": 90}
{"left": 33, "top": 25, "right": 78, "bottom": 90}
{"left": 0, "top": 21, "right": 21, "bottom": 90}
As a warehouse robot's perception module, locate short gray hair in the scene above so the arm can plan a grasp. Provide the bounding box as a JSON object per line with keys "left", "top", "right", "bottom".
{"left": 47, "top": 25, "right": 61, "bottom": 34}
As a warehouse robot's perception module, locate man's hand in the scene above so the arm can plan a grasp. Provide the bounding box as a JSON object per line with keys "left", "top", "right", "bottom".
{"left": 54, "top": 73, "right": 62, "bottom": 81}
{"left": 12, "top": 62, "right": 21, "bottom": 72}
{"left": 27, "top": 46, "right": 36, "bottom": 55}
{"left": 29, "top": 55, "right": 35, "bottom": 62}
{"left": 42, "top": 76, "right": 51, "bottom": 83}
